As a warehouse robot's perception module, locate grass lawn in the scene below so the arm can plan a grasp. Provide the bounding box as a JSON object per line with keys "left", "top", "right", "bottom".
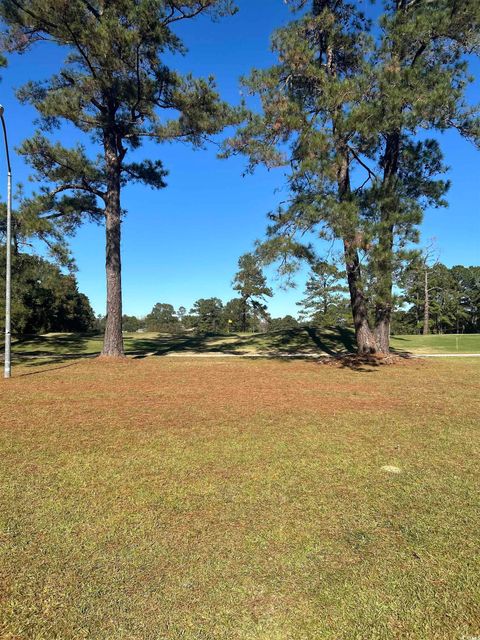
{"left": 6, "top": 328, "right": 480, "bottom": 366}
{"left": 390, "top": 333, "right": 480, "bottom": 354}
{"left": 0, "top": 356, "right": 479, "bottom": 639}
{"left": 8, "top": 327, "right": 356, "bottom": 361}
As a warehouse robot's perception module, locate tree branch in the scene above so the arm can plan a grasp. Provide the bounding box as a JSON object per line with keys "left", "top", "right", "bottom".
{"left": 48, "top": 182, "right": 106, "bottom": 200}
{"left": 79, "top": 0, "right": 101, "bottom": 20}
{"left": 347, "top": 144, "right": 378, "bottom": 180}
{"left": 161, "top": 1, "right": 212, "bottom": 25}
{"left": 64, "top": 19, "right": 98, "bottom": 80}
{"left": 8, "top": 0, "right": 59, "bottom": 32}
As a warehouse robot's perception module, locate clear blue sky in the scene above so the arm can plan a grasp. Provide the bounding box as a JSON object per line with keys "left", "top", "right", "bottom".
{"left": 0, "top": 0, "right": 479, "bottom": 318}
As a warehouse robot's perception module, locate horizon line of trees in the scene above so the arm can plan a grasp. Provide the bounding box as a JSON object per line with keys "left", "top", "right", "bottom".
{"left": 1, "top": 196, "right": 477, "bottom": 339}
{"left": 92, "top": 261, "right": 480, "bottom": 337}
{"left": 96, "top": 300, "right": 301, "bottom": 336}
{"left": 3, "top": 243, "right": 477, "bottom": 338}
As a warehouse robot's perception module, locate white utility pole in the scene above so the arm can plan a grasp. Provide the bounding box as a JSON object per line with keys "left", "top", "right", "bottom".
{"left": 0, "top": 105, "right": 12, "bottom": 378}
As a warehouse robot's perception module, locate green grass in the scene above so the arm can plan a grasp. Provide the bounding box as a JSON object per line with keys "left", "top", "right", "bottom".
{"left": 7, "top": 328, "right": 480, "bottom": 365}
{"left": 390, "top": 332, "right": 480, "bottom": 354}
{"left": 8, "top": 326, "right": 356, "bottom": 359}
{"left": 0, "top": 357, "right": 479, "bottom": 639}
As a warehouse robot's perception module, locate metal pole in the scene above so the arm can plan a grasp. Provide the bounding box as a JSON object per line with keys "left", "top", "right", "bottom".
{"left": 0, "top": 107, "right": 12, "bottom": 378}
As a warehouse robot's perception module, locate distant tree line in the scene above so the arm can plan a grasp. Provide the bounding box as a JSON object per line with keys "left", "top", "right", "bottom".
{"left": 4, "top": 232, "right": 478, "bottom": 339}
{"left": 110, "top": 254, "right": 310, "bottom": 335}
{"left": 297, "top": 259, "right": 480, "bottom": 336}
{"left": 94, "top": 258, "right": 480, "bottom": 338}
{"left": 96, "top": 299, "right": 300, "bottom": 337}
{"left": 393, "top": 264, "right": 480, "bottom": 335}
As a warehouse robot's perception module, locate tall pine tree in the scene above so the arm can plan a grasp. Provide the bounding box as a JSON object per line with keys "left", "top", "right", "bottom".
{"left": 364, "top": 0, "right": 480, "bottom": 351}
{"left": 225, "top": 0, "right": 380, "bottom": 353}
{"left": 1, "top": 0, "right": 238, "bottom": 356}
{"left": 225, "top": 0, "right": 479, "bottom": 354}
{"left": 232, "top": 253, "right": 272, "bottom": 332}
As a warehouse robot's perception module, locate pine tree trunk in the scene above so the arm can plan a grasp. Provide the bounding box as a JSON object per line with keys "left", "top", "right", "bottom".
{"left": 336, "top": 152, "right": 378, "bottom": 355}
{"left": 374, "top": 1, "right": 409, "bottom": 350}
{"left": 344, "top": 240, "right": 378, "bottom": 354}
{"left": 374, "top": 130, "right": 400, "bottom": 354}
{"left": 241, "top": 297, "right": 248, "bottom": 332}
{"left": 375, "top": 306, "right": 391, "bottom": 354}
{"left": 323, "top": 32, "right": 377, "bottom": 355}
{"left": 373, "top": 219, "right": 394, "bottom": 353}
{"left": 423, "top": 268, "right": 429, "bottom": 335}
{"left": 102, "top": 134, "right": 125, "bottom": 357}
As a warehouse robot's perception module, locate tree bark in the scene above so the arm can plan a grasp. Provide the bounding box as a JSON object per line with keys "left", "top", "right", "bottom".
{"left": 102, "top": 132, "right": 125, "bottom": 357}
{"left": 423, "top": 268, "right": 430, "bottom": 335}
{"left": 241, "top": 297, "right": 248, "bottom": 332}
{"left": 336, "top": 150, "right": 378, "bottom": 355}
{"left": 373, "top": 235, "right": 394, "bottom": 353}
{"left": 374, "top": 130, "right": 400, "bottom": 354}
{"left": 375, "top": 304, "right": 391, "bottom": 353}
{"left": 320, "top": 20, "right": 377, "bottom": 355}
{"left": 344, "top": 239, "right": 378, "bottom": 354}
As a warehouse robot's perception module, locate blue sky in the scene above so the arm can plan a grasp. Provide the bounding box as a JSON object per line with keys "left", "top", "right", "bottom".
{"left": 0, "top": 0, "right": 479, "bottom": 318}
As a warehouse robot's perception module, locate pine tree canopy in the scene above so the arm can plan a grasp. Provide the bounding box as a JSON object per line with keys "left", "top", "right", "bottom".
{"left": 1, "top": 0, "right": 239, "bottom": 211}
{"left": 233, "top": 253, "right": 272, "bottom": 302}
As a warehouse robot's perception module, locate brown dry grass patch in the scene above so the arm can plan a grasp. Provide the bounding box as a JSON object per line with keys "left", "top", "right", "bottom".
{"left": 0, "top": 357, "right": 479, "bottom": 639}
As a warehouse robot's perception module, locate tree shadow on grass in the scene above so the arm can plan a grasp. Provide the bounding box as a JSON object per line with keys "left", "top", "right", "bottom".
{"left": 1, "top": 333, "right": 101, "bottom": 373}
{"left": 14, "top": 360, "right": 88, "bottom": 377}
{"left": 304, "top": 326, "right": 356, "bottom": 355}
{"left": 127, "top": 326, "right": 357, "bottom": 359}
{"left": 126, "top": 332, "right": 246, "bottom": 358}
{"left": 11, "top": 333, "right": 98, "bottom": 357}
{"left": 3, "top": 327, "right": 413, "bottom": 375}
